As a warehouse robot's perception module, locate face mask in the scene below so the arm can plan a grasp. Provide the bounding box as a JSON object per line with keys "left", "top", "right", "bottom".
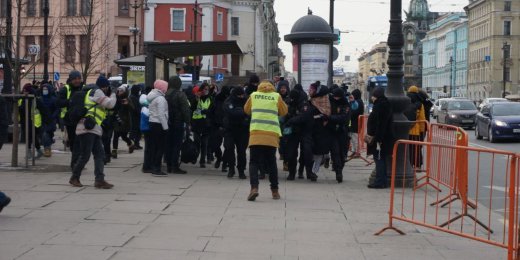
{"left": 43, "top": 89, "right": 49, "bottom": 95}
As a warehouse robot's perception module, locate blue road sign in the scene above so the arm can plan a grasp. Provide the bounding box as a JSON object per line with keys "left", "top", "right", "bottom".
{"left": 485, "top": 56, "right": 491, "bottom": 62}
{"left": 215, "top": 73, "right": 224, "bottom": 82}
{"left": 53, "top": 72, "right": 60, "bottom": 81}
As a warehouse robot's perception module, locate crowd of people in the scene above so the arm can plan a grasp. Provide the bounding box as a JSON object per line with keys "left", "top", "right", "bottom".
{"left": 0, "top": 70, "right": 435, "bottom": 203}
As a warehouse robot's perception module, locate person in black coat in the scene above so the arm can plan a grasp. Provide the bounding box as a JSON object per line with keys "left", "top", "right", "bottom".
{"left": 222, "top": 87, "right": 249, "bottom": 179}
{"left": 348, "top": 89, "right": 365, "bottom": 158}
{"left": 329, "top": 88, "right": 350, "bottom": 183}
{"left": 129, "top": 85, "right": 142, "bottom": 149}
{"left": 277, "top": 81, "right": 290, "bottom": 169}
{"left": 208, "top": 86, "right": 231, "bottom": 171}
{"left": 366, "top": 87, "right": 393, "bottom": 189}
{"left": 284, "top": 89, "right": 312, "bottom": 180}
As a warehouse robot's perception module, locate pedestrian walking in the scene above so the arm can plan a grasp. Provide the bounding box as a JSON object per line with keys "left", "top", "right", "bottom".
{"left": 308, "top": 83, "right": 332, "bottom": 181}
{"left": 405, "top": 86, "right": 426, "bottom": 168}
{"left": 165, "top": 76, "right": 191, "bottom": 174}
{"left": 348, "top": 89, "right": 364, "bottom": 159}
{"left": 222, "top": 86, "right": 249, "bottom": 179}
{"left": 366, "top": 87, "right": 393, "bottom": 189}
{"left": 277, "top": 80, "right": 290, "bottom": 170}
{"left": 39, "top": 83, "right": 59, "bottom": 157}
{"left": 208, "top": 86, "right": 230, "bottom": 171}
{"left": 147, "top": 80, "right": 169, "bottom": 177}
{"left": 112, "top": 85, "right": 135, "bottom": 158}
{"left": 244, "top": 80, "right": 288, "bottom": 201}
{"left": 329, "top": 88, "right": 350, "bottom": 183}
{"left": 190, "top": 83, "right": 212, "bottom": 168}
{"left": 69, "top": 77, "right": 117, "bottom": 189}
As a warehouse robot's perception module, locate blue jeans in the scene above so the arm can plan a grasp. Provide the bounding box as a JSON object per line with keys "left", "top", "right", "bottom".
{"left": 374, "top": 149, "right": 387, "bottom": 186}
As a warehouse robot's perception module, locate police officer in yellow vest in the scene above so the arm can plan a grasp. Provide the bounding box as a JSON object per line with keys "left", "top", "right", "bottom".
{"left": 244, "top": 80, "right": 288, "bottom": 201}
{"left": 69, "top": 76, "right": 117, "bottom": 189}
{"left": 190, "top": 83, "right": 212, "bottom": 168}
{"left": 56, "top": 71, "right": 84, "bottom": 152}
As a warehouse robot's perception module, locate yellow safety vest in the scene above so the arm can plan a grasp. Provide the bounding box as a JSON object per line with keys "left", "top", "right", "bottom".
{"left": 18, "top": 99, "right": 42, "bottom": 128}
{"left": 84, "top": 89, "right": 106, "bottom": 126}
{"left": 60, "top": 84, "right": 71, "bottom": 118}
{"left": 192, "top": 98, "right": 211, "bottom": 120}
{"left": 249, "top": 92, "right": 281, "bottom": 136}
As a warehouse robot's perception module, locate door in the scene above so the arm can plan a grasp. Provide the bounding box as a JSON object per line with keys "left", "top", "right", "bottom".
{"left": 231, "top": 54, "right": 240, "bottom": 76}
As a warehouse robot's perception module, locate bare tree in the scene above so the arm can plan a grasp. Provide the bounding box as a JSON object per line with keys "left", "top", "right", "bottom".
{"left": 55, "top": 0, "right": 113, "bottom": 81}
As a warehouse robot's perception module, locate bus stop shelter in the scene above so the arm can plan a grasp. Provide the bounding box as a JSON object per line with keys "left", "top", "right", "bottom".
{"left": 143, "top": 41, "right": 244, "bottom": 87}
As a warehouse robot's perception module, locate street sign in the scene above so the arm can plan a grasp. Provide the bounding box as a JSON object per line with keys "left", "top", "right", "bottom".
{"left": 53, "top": 72, "right": 60, "bottom": 81}
{"left": 27, "top": 44, "right": 40, "bottom": 56}
{"left": 485, "top": 56, "right": 491, "bottom": 62}
{"left": 215, "top": 73, "right": 224, "bottom": 82}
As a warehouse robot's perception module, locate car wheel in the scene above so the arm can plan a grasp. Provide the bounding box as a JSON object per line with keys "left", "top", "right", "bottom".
{"left": 488, "top": 127, "right": 496, "bottom": 143}
{"left": 475, "top": 126, "right": 483, "bottom": 140}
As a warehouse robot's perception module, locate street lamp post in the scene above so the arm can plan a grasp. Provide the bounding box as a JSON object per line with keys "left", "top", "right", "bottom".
{"left": 384, "top": 0, "right": 413, "bottom": 186}
{"left": 43, "top": 0, "right": 49, "bottom": 83}
{"left": 122, "top": 0, "right": 149, "bottom": 56}
{"left": 449, "top": 56, "right": 453, "bottom": 97}
{"left": 502, "top": 42, "right": 509, "bottom": 98}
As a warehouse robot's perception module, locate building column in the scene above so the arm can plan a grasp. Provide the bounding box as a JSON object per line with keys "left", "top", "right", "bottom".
{"left": 144, "top": 4, "right": 156, "bottom": 42}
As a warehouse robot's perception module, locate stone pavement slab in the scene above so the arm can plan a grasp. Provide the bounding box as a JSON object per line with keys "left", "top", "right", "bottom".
{"left": 0, "top": 143, "right": 508, "bottom": 259}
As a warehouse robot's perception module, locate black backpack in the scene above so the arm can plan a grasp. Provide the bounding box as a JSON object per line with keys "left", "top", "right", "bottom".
{"left": 181, "top": 136, "right": 199, "bottom": 164}
{"left": 404, "top": 101, "right": 421, "bottom": 122}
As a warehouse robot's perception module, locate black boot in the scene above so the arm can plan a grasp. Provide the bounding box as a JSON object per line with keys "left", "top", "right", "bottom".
{"left": 214, "top": 159, "right": 221, "bottom": 169}
{"left": 222, "top": 162, "right": 228, "bottom": 172}
{"left": 287, "top": 171, "right": 296, "bottom": 181}
{"left": 336, "top": 171, "right": 343, "bottom": 183}
{"left": 227, "top": 168, "right": 235, "bottom": 178}
{"left": 238, "top": 170, "right": 247, "bottom": 179}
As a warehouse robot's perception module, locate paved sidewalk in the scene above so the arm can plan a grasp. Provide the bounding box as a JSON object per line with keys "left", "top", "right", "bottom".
{"left": 0, "top": 144, "right": 505, "bottom": 260}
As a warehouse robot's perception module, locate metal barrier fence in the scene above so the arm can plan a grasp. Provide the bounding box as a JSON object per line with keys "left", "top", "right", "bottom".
{"left": 376, "top": 140, "right": 520, "bottom": 259}
{"left": 347, "top": 115, "right": 373, "bottom": 165}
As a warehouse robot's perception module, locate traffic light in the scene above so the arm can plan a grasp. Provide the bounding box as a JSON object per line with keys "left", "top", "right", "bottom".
{"left": 334, "top": 28, "right": 341, "bottom": 45}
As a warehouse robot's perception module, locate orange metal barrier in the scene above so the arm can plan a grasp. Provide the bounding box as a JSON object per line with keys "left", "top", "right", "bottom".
{"left": 376, "top": 140, "right": 520, "bottom": 259}
{"left": 347, "top": 115, "right": 373, "bottom": 166}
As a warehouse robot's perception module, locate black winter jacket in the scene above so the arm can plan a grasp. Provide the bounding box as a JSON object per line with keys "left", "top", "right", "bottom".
{"left": 367, "top": 96, "right": 393, "bottom": 155}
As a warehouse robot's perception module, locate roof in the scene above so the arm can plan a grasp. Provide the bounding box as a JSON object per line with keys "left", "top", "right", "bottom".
{"left": 145, "top": 41, "right": 244, "bottom": 60}
{"left": 114, "top": 55, "right": 146, "bottom": 66}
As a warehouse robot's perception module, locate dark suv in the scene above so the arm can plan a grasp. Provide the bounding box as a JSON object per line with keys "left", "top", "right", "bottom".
{"left": 437, "top": 98, "right": 478, "bottom": 129}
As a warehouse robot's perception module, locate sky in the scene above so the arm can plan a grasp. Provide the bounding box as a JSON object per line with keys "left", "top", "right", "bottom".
{"left": 274, "top": 0, "right": 469, "bottom": 73}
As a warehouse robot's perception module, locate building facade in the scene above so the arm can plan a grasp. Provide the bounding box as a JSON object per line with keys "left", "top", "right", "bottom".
{"left": 0, "top": 0, "right": 144, "bottom": 86}
{"left": 357, "top": 41, "right": 388, "bottom": 85}
{"left": 144, "top": 0, "right": 282, "bottom": 79}
{"left": 403, "top": 0, "right": 439, "bottom": 88}
{"left": 465, "top": 0, "right": 520, "bottom": 100}
{"left": 422, "top": 13, "right": 468, "bottom": 99}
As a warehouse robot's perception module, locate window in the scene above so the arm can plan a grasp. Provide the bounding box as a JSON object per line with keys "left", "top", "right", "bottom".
{"left": 0, "top": 0, "right": 6, "bottom": 18}
{"left": 64, "top": 35, "right": 76, "bottom": 63}
{"left": 217, "top": 12, "right": 223, "bottom": 35}
{"left": 80, "top": 35, "right": 89, "bottom": 63}
{"left": 118, "top": 0, "right": 129, "bottom": 17}
{"left": 118, "top": 36, "right": 130, "bottom": 59}
{"left": 231, "top": 17, "right": 239, "bottom": 36}
{"left": 504, "top": 67, "right": 510, "bottom": 82}
{"left": 67, "top": 0, "right": 76, "bottom": 16}
{"left": 504, "top": 44, "right": 511, "bottom": 59}
{"left": 27, "top": 0, "right": 36, "bottom": 17}
{"left": 80, "top": 0, "right": 91, "bottom": 16}
{"left": 504, "top": 21, "right": 511, "bottom": 36}
{"left": 505, "top": 1, "right": 512, "bottom": 11}
{"left": 25, "top": 36, "right": 35, "bottom": 61}
{"left": 171, "top": 9, "right": 185, "bottom": 31}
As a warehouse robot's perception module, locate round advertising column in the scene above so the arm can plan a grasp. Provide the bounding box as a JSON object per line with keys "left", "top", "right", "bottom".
{"left": 284, "top": 12, "right": 336, "bottom": 91}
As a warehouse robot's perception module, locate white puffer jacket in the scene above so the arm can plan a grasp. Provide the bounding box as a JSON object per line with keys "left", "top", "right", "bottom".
{"left": 147, "top": 89, "right": 169, "bottom": 130}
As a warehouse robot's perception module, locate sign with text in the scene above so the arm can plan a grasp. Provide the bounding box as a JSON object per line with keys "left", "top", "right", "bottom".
{"left": 300, "top": 44, "right": 329, "bottom": 91}
{"left": 27, "top": 44, "right": 40, "bottom": 56}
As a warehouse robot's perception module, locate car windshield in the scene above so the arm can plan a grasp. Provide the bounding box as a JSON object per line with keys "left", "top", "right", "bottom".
{"left": 448, "top": 101, "right": 476, "bottom": 110}
{"left": 492, "top": 104, "right": 520, "bottom": 116}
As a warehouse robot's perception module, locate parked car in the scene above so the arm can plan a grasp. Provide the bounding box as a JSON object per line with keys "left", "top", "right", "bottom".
{"left": 475, "top": 102, "right": 520, "bottom": 142}
{"left": 478, "top": 98, "right": 508, "bottom": 111}
{"left": 437, "top": 98, "right": 478, "bottom": 129}
{"left": 432, "top": 98, "right": 449, "bottom": 119}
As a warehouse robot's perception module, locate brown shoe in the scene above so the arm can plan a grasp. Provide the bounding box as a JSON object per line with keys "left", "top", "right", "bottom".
{"left": 128, "top": 144, "right": 135, "bottom": 154}
{"left": 271, "top": 189, "right": 280, "bottom": 200}
{"left": 94, "top": 180, "right": 114, "bottom": 189}
{"left": 247, "top": 188, "right": 259, "bottom": 201}
{"left": 43, "top": 148, "right": 52, "bottom": 157}
{"left": 69, "top": 178, "right": 83, "bottom": 187}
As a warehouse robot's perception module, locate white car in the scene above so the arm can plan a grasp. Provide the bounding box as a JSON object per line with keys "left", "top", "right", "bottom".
{"left": 432, "top": 98, "right": 450, "bottom": 119}
{"left": 478, "top": 98, "right": 508, "bottom": 110}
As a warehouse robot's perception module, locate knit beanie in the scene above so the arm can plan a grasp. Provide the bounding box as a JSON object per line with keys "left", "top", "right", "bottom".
{"left": 96, "top": 76, "right": 110, "bottom": 88}
{"left": 154, "top": 80, "right": 168, "bottom": 94}
{"left": 69, "top": 70, "right": 82, "bottom": 80}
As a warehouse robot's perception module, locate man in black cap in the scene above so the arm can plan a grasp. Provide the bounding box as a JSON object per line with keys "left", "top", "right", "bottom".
{"left": 56, "top": 70, "right": 84, "bottom": 154}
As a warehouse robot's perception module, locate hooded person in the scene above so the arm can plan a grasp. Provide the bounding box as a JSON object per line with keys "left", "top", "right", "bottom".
{"left": 293, "top": 83, "right": 308, "bottom": 101}
{"left": 111, "top": 84, "right": 135, "bottom": 158}
{"left": 276, "top": 80, "right": 291, "bottom": 170}
{"left": 39, "top": 83, "right": 59, "bottom": 157}
{"left": 245, "top": 74, "right": 260, "bottom": 96}
{"left": 164, "top": 76, "right": 192, "bottom": 174}
{"left": 348, "top": 89, "right": 365, "bottom": 158}
{"left": 328, "top": 88, "right": 350, "bottom": 183}
{"left": 190, "top": 83, "right": 212, "bottom": 168}
{"left": 244, "top": 80, "right": 288, "bottom": 201}
{"left": 146, "top": 80, "right": 169, "bottom": 177}
{"left": 208, "top": 86, "right": 231, "bottom": 171}
{"left": 366, "top": 87, "right": 393, "bottom": 189}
